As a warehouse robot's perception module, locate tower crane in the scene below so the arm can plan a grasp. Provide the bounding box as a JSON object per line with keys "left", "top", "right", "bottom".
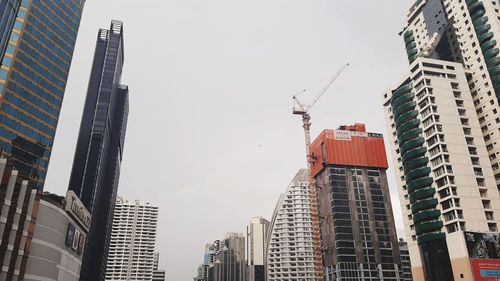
{"left": 292, "top": 62, "right": 349, "bottom": 281}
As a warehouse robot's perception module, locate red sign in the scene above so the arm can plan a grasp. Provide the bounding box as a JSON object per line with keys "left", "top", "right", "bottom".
{"left": 471, "top": 259, "right": 500, "bottom": 281}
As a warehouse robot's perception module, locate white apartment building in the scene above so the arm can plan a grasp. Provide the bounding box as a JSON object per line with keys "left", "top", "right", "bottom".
{"left": 402, "top": 0, "right": 500, "bottom": 186}
{"left": 383, "top": 57, "right": 500, "bottom": 280}
{"left": 247, "top": 217, "right": 269, "bottom": 281}
{"left": 266, "top": 169, "right": 316, "bottom": 281}
{"left": 105, "top": 197, "right": 159, "bottom": 281}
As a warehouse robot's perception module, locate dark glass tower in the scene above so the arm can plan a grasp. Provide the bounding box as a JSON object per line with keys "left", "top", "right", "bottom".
{"left": 0, "top": 0, "right": 85, "bottom": 279}
{"left": 68, "top": 20, "right": 129, "bottom": 281}
{"left": 311, "top": 124, "right": 402, "bottom": 280}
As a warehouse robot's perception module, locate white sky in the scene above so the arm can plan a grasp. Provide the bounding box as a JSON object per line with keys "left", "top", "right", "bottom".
{"left": 44, "top": 1, "right": 412, "bottom": 280}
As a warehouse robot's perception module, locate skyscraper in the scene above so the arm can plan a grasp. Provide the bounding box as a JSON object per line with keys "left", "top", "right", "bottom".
{"left": 68, "top": 20, "right": 129, "bottom": 281}
{"left": 209, "top": 233, "right": 246, "bottom": 281}
{"left": 105, "top": 197, "right": 159, "bottom": 281}
{"left": 266, "top": 169, "right": 317, "bottom": 281}
{"left": 384, "top": 0, "right": 500, "bottom": 279}
{"left": 384, "top": 57, "right": 500, "bottom": 280}
{"left": 402, "top": 0, "right": 500, "bottom": 190}
{"left": 0, "top": 0, "right": 85, "bottom": 278}
{"left": 0, "top": 0, "right": 20, "bottom": 62}
{"left": 247, "top": 217, "right": 269, "bottom": 281}
{"left": 310, "top": 124, "right": 401, "bottom": 280}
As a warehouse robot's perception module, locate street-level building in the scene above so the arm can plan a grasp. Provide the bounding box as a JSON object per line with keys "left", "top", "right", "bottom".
{"left": 25, "top": 191, "right": 90, "bottom": 281}
{"left": 383, "top": 57, "right": 500, "bottom": 280}
{"left": 310, "top": 124, "right": 401, "bottom": 281}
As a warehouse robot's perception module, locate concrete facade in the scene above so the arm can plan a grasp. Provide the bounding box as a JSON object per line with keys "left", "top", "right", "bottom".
{"left": 383, "top": 57, "right": 500, "bottom": 280}
{"left": 105, "top": 197, "right": 159, "bottom": 281}
{"left": 266, "top": 169, "right": 316, "bottom": 281}
{"left": 24, "top": 191, "right": 90, "bottom": 281}
{"left": 247, "top": 217, "right": 269, "bottom": 281}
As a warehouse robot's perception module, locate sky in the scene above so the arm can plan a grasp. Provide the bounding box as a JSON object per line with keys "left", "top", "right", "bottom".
{"left": 44, "top": 1, "right": 412, "bottom": 280}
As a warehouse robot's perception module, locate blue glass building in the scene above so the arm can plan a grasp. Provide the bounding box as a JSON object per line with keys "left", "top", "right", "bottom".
{"left": 0, "top": 0, "right": 85, "bottom": 279}
{"left": 0, "top": 0, "right": 21, "bottom": 63}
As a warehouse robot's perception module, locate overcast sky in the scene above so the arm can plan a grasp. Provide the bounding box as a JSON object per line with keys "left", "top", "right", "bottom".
{"left": 44, "top": 1, "right": 412, "bottom": 280}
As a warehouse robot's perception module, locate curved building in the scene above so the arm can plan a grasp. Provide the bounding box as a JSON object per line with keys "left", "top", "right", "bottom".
{"left": 266, "top": 169, "right": 316, "bottom": 281}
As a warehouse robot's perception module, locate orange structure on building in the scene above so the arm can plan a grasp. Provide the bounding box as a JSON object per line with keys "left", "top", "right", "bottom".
{"left": 309, "top": 123, "right": 388, "bottom": 177}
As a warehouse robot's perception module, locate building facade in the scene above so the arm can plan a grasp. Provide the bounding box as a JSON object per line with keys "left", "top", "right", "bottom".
{"left": 25, "top": 191, "right": 90, "bottom": 281}
{"left": 0, "top": 0, "right": 21, "bottom": 63}
{"left": 68, "top": 20, "right": 129, "bottom": 281}
{"left": 402, "top": 0, "right": 500, "bottom": 188}
{"left": 209, "top": 233, "right": 246, "bottom": 281}
{"left": 247, "top": 216, "right": 269, "bottom": 281}
{"left": 105, "top": 197, "right": 159, "bottom": 281}
{"left": 0, "top": 1, "right": 85, "bottom": 278}
{"left": 310, "top": 124, "right": 401, "bottom": 281}
{"left": 398, "top": 240, "right": 412, "bottom": 281}
{"left": 153, "top": 252, "right": 166, "bottom": 281}
{"left": 383, "top": 57, "right": 500, "bottom": 280}
{"left": 266, "top": 169, "right": 317, "bottom": 281}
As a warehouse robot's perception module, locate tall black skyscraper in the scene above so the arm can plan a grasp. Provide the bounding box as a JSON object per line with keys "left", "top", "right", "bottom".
{"left": 69, "top": 20, "right": 129, "bottom": 281}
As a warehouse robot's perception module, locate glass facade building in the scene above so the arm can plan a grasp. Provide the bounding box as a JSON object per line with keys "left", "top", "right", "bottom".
{"left": 0, "top": 0, "right": 85, "bottom": 189}
{"left": 0, "top": 0, "right": 85, "bottom": 279}
{"left": 0, "top": 0, "right": 21, "bottom": 63}
{"left": 68, "top": 20, "right": 129, "bottom": 281}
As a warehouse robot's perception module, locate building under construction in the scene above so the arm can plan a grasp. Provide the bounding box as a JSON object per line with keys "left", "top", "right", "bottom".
{"left": 310, "top": 124, "right": 401, "bottom": 280}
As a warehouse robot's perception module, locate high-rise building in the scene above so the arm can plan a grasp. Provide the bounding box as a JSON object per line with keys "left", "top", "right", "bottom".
{"left": 25, "top": 191, "right": 90, "bottom": 281}
{"left": 383, "top": 57, "right": 500, "bottom": 280}
{"left": 309, "top": 124, "right": 401, "bottom": 280}
{"left": 398, "top": 239, "right": 412, "bottom": 281}
{"left": 402, "top": 0, "right": 500, "bottom": 195}
{"left": 209, "top": 233, "right": 246, "bottom": 281}
{"left": 0, "top": 0, "right": 85, "bottom": 278}
{"left": 153, "top": 252, "right": 166, "bottom": 281}
{"left": 104, "top": 197, "right": 158, "bottom": 281}
{"left": 247, "top": 216, "right": 269, "bottom": 281}
{"left": 68, "top": 20, "right": 129, "bottom": 281}
{"left": 0, "top": 0, "right": 20, "bottom": 62}
{"left": 266, "top": 169, "right": 317, "bottom": 281}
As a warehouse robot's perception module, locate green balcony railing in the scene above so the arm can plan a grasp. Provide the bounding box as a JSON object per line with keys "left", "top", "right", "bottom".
{"left": 393, "top": 101, "right": 416, "bottom": 119}
{"left": 395, "top": 111, "right": 418, "bottom": 127}
{"left": 401, "top": 137, "right": 424, "bottom": 155}
{"left": 417, "top": 232, "right": 446, "bottom": 245}
{"left": 404, "top": 156, "right": 428, "bottom": 174}
{"left": 407, "top": 167, "right": 431, "bottom": 183}
{"left": 413, "top": 209, "right": 441, "bottom": 224}
{"left": 487, "top": 57, "right": 500, "bottom": 68}
{"left": 479, "top": 32, "right": 494, "bottom": 44}
{"left": 392, "top": 92, "right": 414, "bottom": 109}
{"left": 481, "top": 40, "right": 497, "bottom": 53}
{"left": 407, "top": 177, "right": 433, "bottom": 193}
{"left": 483, "top": 48, "right": 499, "bottom": 61}
{"left": 397, "top": 119, "right": 420, "bottom": 137}
{"left": 411, "top": 198, "right": 438, "bottom": 213}
{"left": 473, "top": 16, "right": 488, "bottom": 27}
{"left": 416, "top": 221, "right": 443, "bottom": 235}
{"left": 475, "top": 24, "right": 491, "bottom": 36}
{"left": 410, "top": 187, "right": 435, "bottom": 204}
{"left": 471, "top": 9, "right": 485, "bottom": 21}
{"left": 402, "top": 146, "right": 426, "bottom": 164}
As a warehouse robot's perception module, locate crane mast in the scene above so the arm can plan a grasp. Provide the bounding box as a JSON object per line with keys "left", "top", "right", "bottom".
{"left": 292, "top": 63, "right": 349, "bottom": 281}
